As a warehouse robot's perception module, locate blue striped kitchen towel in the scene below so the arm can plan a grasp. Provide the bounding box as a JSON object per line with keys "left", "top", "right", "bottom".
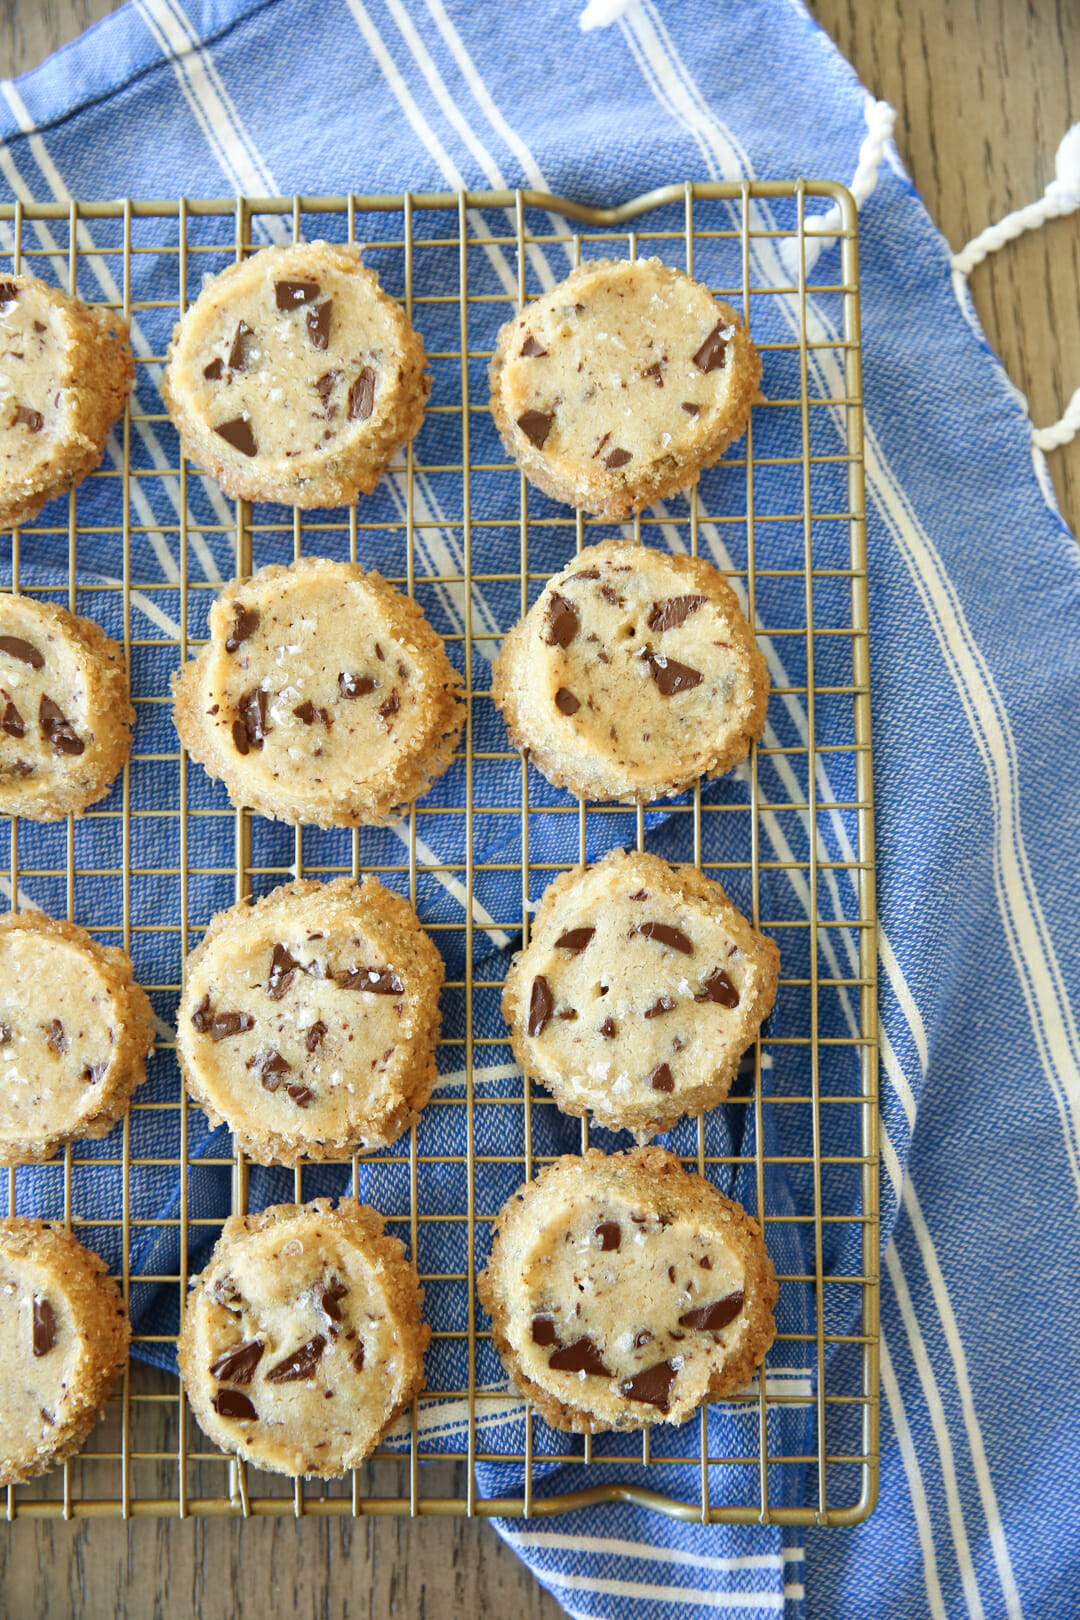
{"left": 1, "top": 1, "right": 1078, "bottom": 1616}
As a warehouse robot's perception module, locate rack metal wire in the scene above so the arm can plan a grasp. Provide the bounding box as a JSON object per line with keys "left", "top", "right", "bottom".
{"left": 0, "top": 181, "right": 878, "bottom": 1525}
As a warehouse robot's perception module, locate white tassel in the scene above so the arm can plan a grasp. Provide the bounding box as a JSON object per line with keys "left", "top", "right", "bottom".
{"left": 779, "top": 96, "right": 896, "bottom": 279}
{"left": 951, "top": 122, "right": 1080, "bottom": 276}
{"left": 579, "top": 0, "right": 636, "bottom": 30}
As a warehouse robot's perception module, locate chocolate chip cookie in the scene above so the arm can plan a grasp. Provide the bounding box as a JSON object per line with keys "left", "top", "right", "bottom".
{"left": 488, "top": 257, "right": 760, "bottom": 520}
{"left": 0, "top": 909, "right": 155, "bottom": 1165}
{"left": 178, "top": 1198, "right": 429, "bottom": 1477}
{"left": 0, "top": 592, "right": 135, "bottom": 820}
{"left": 162, "top": 242, "right": 428, "bottom": 507}
{"left": 492, "top": 539, "right": 768, "bottom": 804}
{"left": 0, "top": 1217, "right": 129, "bottom": 1485}
{"left": 502, "top": 849, "right": 779, "bottom": 1139}
{"left": 0, "top": 274, "right": 133, "bottom": 528}
{"left": 172, "top": 557, "right": 464, "bottom": 827}
{"left": 177, "top": 877, "right": 443, "bottom": 1165}
{"left": 479, "top": 1147, "right": 777, "bottom": 1433}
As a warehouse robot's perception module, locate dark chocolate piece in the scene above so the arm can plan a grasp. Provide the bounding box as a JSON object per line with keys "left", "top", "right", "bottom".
{"left": 315, "top": 1279, "right": 347, "bottom": 1326}
{"left": 528, "top": 975, "right": 553, "bottom": 1038}
{"left": 521, "top": 334, "right": 548, "bottom": 358}
{"left": 619, "top": 1359, "right": 677, "bottom": 1411}
{"left": 681, "top": 401, "right": 701, "bottom": 416}
{"left": 259, "top": 1050, "right": 291, "bottom": 1091}
{"left": 595, "top": 1220, "right": 621, "bottom": 1251}
{"left": 32, "top": 1296, "right": 56, "bottom": 1357}
{"left": 13, "top": 406, "right": 42, "bottom": 432}
{"left": 336, "top": 965, "right": 404, "bottom": 995}
{"left": 566, "top": 568, "right": 600, "bottom": 581}
{"left": 305, "top": 1019, "right": 328, "bottom": 1053}
{"left": 554, "top": 926, "right": 594, "bottom": 954}
{"left": 554, "top": 687, "right": 580, "bottom": 716}
{"left": 81, "top": 1060, "right": 108, "bottom": 1085}
{"left": 210, "top": 1010, "right": 255, "bottom": 1042}
{"left": 214, "top": 416, "right": 258, "bottom": 457}
{"left": 0, "top": 282, "right": 21, "bottom": 309}
{"left": 649, "top": 1062, "right": 674, "bottom": 1093}
{"left": 548, "top": 1336, "right": 611, "bottom": 1377}
{"left": 696, "top": 967, "right": 740, "bottom": 1009}
{"left": 225, "top": 605, "right": 260, "bottom": 653}
{"left": 351, "top": 1343, "right": 365, "bottom": 1374}
{"left": 604, "top": 447, "right": 632, "bottom": 470}
{"left": 635, "top": 921, "right": 693, "bottom": 955}
{"left": 39, "top": 695, "right": 84, "bottom": 755}
{"left": 1, "top": 699, "right": 25, "bottom": 738}
{"left": 377, "top": 690, "right": 400, "bottom": 723}
{"left": 314, "top": 368, "right": 341, "bottom": 414}
{"left": 517, "top": 409, "right": 553, "bottom": 449}
{"left": 212, "top": 1388, "right": 257, "bottom": 1420}
{"left": 692, "top": 322, "right": 728, "bottom": 373}
{"left": 203, "top": 357, "right": 224, "bottom": 380}
{"left": 293, "top": 700, "right": 331, "bottom": 728}
{"left": 598, "top": 1017, "right": 616, "bottom": 1039}
{"left": 678, "top": 1291, "right": 745, "bottom": 1332}
{"left": 44, "top": 1018, "right": 68, "bottom": 1057}
{"left": 633, "top": 1330, "right": 653, "bottom": 1349}
{"left": 347, "top": 367, "right": 376, "bottom": 421}
{"left": 339, "top": 672, "right": 377, "bottom": 699}
{"left": 643, "top": 650, "right": 703, "bottom": 696}
{"left": 266, "top": 1335, "right": 326, "bottom": 1383}
{"left": 647, "top": 595, "right": 708, "bottom": 633}
{"left": 227, "top": 320, "right": 254, "bottom": 371}
{"left": 275, "top": 279, "right": 320, "bottom": 309}
{"left": 542, "top": 593, "right": 579, "bottom": 649}
{"left": 191, "top": 994, "right": 213, "bottom": 1033}
{"left": 0, "top": 1025, "right": 11, "bottom": 1045}
{"left": 642, "top": 360, "right": 664, "bottom": 386}
{"left": 238, "top": 686, "right": 270, "bottom": 750}
{"left": 531, "top": 1313, "right": 558, "bottom": 1346}
{"left": 266, "top": 942, "right": 299, "bottom": 1000}
{"left": 643, "top": 995, "right": 676, "bottom": 1019}
{"left": 209, "top": 1340, "right": 264, "bottom": 1385}
{"left": 232, "top": 719, "right": 249, "bottom": 755}
{"left": 286, "top": 1082, "right": 314, "bottom": 1107}
{"left": 307, "top": 299, "right": 332, "bottom": 350}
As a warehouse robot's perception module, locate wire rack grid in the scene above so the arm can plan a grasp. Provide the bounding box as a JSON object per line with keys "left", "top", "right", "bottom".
{"left": 0, "top": 180, "right": 878, "bottom": 1526}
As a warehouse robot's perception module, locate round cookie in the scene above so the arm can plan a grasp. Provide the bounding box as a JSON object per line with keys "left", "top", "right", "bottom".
{"left": 173, "top": 557, "right": 464, "bottom": 827}
{"left": 479, "top": 1147, "right": 777, "bottom": 1433}
{"left": 488, "top": 258, "right": 760, "bottom": 520}
{"left": 0, "top": 1218, "right": 130, "bottom": 1485}
{"left": 0, "top": 909, "right": 156, "bottom": 1165}
{"left": 177, "top": 877, "right": 443, "bottom": 1165}
{"left": 492, "top": 539, "right": 769, "bottom": 803}
{"left": 502, "top": 849, "right": 779, "bottom": 1139}
{"left": 178, "top": 1198, "right": 429, "bottom": 1478}
{"left": 0, "top": 592, "right": 135, "bottom": 820}
{"left": 162, "top": 242, "right": 428, "bottom": 507}
{"left": 0, "top": 274, "right": 133, "bottom": 528}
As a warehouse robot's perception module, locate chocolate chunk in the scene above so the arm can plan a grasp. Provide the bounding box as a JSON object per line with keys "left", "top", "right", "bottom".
{"left": 528, "top": 975, "right": 553, "bottom": 1038}
{"left": 647, "top": 595, "right": 708, "bottom": 633}
{"left": 377, "top": 690, "right": 400, "bottom": 723}
{"left": 566, "top": 568, "right": 600, "bottom": 581}
{"left": 225, "top": 605, "right": 259, "bottom": 653}
{"left": 315, "top": 1279, "right": 347, "bottom": 1326}
{"left": 643, "top": 995, "right": 676, "bottom": 1019}
{"left": 595, "top": 1221, "right": 621, "bottom": 1251}
{"left": 266, "top": 1334, "right": 326, "bottom": 1383}
{"left": 191, "top": 994, "right": 213, "bottom": 1033}
{"left": 591, "top": 431, "right": 611, "bottom": 460}
{"left": 275, "top": 279, "right": 321, "bottom": 309}
{"left": 81, "top": 1060, "right": 109, "bottom": 1085}
{"left": 696, "top": 967, "right": 740, "bottom": 1008}
{"left": 266, "top": 942, "right": 299, "bottom": 1000}
{"left": 238, "top": 686, "right": 270, "bottom": 749}
{"left": 643, "top": 650, "right": 703, "bottom": 695}
{"left": 203, "top": 357, "right": 224, "bottom": 381}
{"left": 635, "top": 921, "right": 693, "bottom": 955}
{"left": 227, "top": 320, "right": 254, "bottom": 371}
{"left": 0, "top": 1025, "right": 11, "bottom": 1045}
{"left": 548, "top": 1336, "right": 611, "bottom": 1377}
{"left": 32, "top": 1296, "right": 56, "bottom": 1357}
{"left": 521, "top": 334, "right": 548, "bottom": 358}
{"left": 336, "top": 965, "right": 404, "bottom": 995}
{"left": 679, "top": 1291, "right": 745, "bottom": 1332}
{"left": 604, "top": 447, "right": 633, "bottom": 470}
{"left": 39, "top": 695, "right": 84, "bottom": 755}
{"left": 542, "top": 592, "right": 579, "bottom": 649}
{"left": 351, "top": 1342, "right": 366, "bottom": 1374}
{"left": 45, "top": 1018, "right": 68, "bottom": 1057}
{"left": 209, "top": 1340, "right": 264, "bottom": 1384}
{"left": 231, "top": 719, "right": 249, "bottom": 755}
{"left": 692, "top": 322, "right": 728, "bottom": 373}
{"left": 642, "top": 361, "right": 664, "bottom": 386}
{"left": 554, "top": 687, "right": 580, "bottom": 716}
{"left": 0, "top": 282, "right": 20, "bottom": 309}
{"left": 339, "top": 672, "right": 377, "bottom": 699}
{"left": 214, "top": 416, "right": 258, "bottom": 457}
{"left": 293, "top": 700, "right": 331, "bottom": 728}
{"left": 629, "top": 890, "right": 649, "bottom": 901}
{"left": 649, "top": 1062, "right": 674, "bottom": 1092}
{"left": 699, "top": 1256, "right": 712, "bottom": 1269}
{"left": 307, "top": 299, "right": 332, "bottom": 350}
{"left": 619, "top": 1359, "right": 677, "bottom": 1411}
{"left": 681, "top": 401, "right": 701, "bottom": 415}
{"left": 313, "top": 368, "right": 341, "bottom": 414}
{"left": 212, "top": 1388, "right": 257, "bottom": 1420}
{"left": 554, "top": 926, "right": 594, "bottom": 954}
{"left": 347, "top": 366, "right": 376, "bottom": 421}
{"left": 598, "top": 1017, "right": 616, "bottom": 1039}
{"left": 531, "top": 1313, "right": 558, "bottom": 1346}
{"left": 598, "top": 583, "right": 623, "bottom": 607}
{"left": 210, "top": 1010, "right": 254, "bottom": 1042}
{"left": 13, "top": 406, "right": 43, "bottom": 433}
{"left": 1, "top": 699, "right": 25, "bottom": 738}
{"left": 286, "top": 1083, "right": 314, "bottom": 1107}
{"left": 259, "top": 1050, "right": 291, "bottom": 1091}
{"left": 517, "top": 409, "right": 553, "bottom": 449}
{"left": 305, "top": 1019, "right": 328, "bottom": 1053}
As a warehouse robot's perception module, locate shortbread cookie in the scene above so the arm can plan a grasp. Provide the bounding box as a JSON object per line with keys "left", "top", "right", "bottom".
{"left": 178, "top": 1198, "right": 429, "bottom": 1477}
{"left": 479, "top": 1147, "right": 776, "bottom": 1433}
{"left": 489, "top": 258, "right": 760, "bottom": 520}
{"left": 502, "top": 850, "right": 779, "bottom": 1139}
{"left": 492, "top": 539, "right": 769, "bottom": 803}
{"left": 162, "top": 242, "right": 428, "bottom": 507}
{"left": 0, "top": 1218, "right": 130, "bottom": 1485}
{"left": 173, "top": 557, "right": 464, "bottom": 827}
{"left": 0, "top": 592, "right": 135, "bottom": 820}
{"left": 0, "top": 274, "right": 133, "bottom": 527}
{"left": 177, "top": 877, "right": 443, "bottom": 1165}
{"left": 0, "top": 910, "right": 155, "bottom": 1165}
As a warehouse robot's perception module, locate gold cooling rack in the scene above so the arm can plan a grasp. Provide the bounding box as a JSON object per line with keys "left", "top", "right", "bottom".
{"left": 0, "top": 182, "right": 878, "bottom": 1525}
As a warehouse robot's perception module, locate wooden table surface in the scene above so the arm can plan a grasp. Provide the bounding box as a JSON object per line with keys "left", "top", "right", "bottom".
{"left": 0, "top": 1, "right": 1076, "bottom": 1614}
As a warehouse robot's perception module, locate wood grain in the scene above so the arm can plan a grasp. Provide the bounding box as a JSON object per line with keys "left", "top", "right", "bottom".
{"left": 0, "top": 2, "right": 1075, "bottom": 1615}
